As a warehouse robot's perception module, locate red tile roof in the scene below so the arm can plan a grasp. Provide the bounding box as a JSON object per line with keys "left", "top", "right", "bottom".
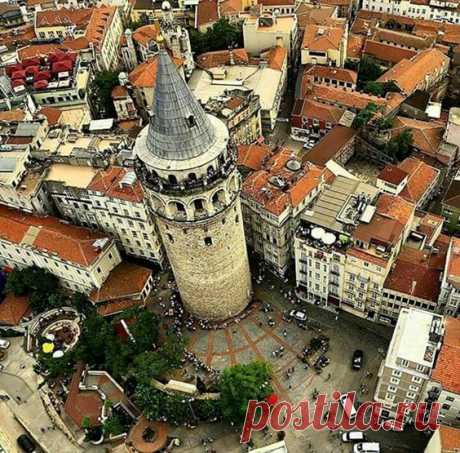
{"left": 373, "top": 28, "right": 434, "bottom": 50}
{"left": 363, "top": 39, "right": 417, "bottom": 65}
{"left": 377, "top": 165, "right": 408, "bottom": 185}
{"left": 85, "top": 6, "right": 116, "bottom": 48}
{"left": 259, "top": 0, "right": 295, "bottom": 4}
{"left": 302, "top": 24, "right": 345, "bottom": 51}
{"left": 87, "top": 167, "right": 144, "bottom": 203}
{"left": 96, "top": 298, "right": 142, "bottom": 317}
{"left": 347, "top": 33, "right": 365, "bottom": 59}
{"left": 237, "top": 144, "right": 273, "bottom": 171}
{"left": 347, "top": 247, "right": 388, "bottom": 267}
{"left": 36, "top": 8, "right": 93, "bottom": 28}
{"left": 296, "top": 98, "right": 345, "bottom": 124}
{"left": 377, "top": 48, "right": 449, "bottom": 95}
{"left": 132, "top": 24, "right": 159, "bottom": 47}
{"left": 391, "top": 116, "right": 443, "bottom": 158}
{"left": 384, "top": 250, "right": 441, "bottom": 302}
{"left": 447, "top": 238, "right": 460, "bottom": 282}
{"left": 0, "top": 205, "right": 112, "bottom": 267}
{"left": 398, "top": 157, "right": 439, "bottom": 205}
{"left": 111, "top": 85, "right": 128, "bottom": 99}
{"left": 196, "top": 0, "right": 219, "bottom": 28}
{"left": 303, "top": 65, "right": 357, "bottom": 85}
{"left": 89, "top": 262, "right": 152, "bottom": 303}
{"left": 263, "top": 46, "right": 287, "bottom": 71}
{"left": 128, "top": 54, "right": 182, "bottom": 88}
{"left": 0, "top": 110, "right": 26, "bottom": 122}
{"left": 37, "top": 107, "right": 63, "bottom": 125}
{"left": 431, "top": 317, "right": 460, "bottom": 394}
{"left": 439, "top": 425, "right": 460, "bottom": 451}
{"left": 196, "top": 49, "right": 250, "bottom": 69}
{"left": 242, "top": 148, "right": 323, "bottom": 215}
{"left": 0, "top": 294, "right": 30, "bottom": 326}
{"left": 376, "top": 192, "right": 414, "bottom": 226}
{"left": 301, "top": 126, "right": 357, "bottom": 166}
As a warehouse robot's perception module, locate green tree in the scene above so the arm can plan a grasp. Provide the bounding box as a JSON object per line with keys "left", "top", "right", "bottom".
{"left": 135, "top": 385, "right": 193, "bottom": 425}
{"left": 357, "top": 56, "right": 384, "bottom": 87}
{"left": 131, "top": 351, "right": 170, "bottom": 384}
{"left": 364, "top": 81, "right": 384, "bottom": 97}
{"left": 123, "top": 308, "right": 160, "bottom": 354}
{"left": 90, "top": 70, "right": 119, "bottom": 119}
{"left": 374, "top": 116, "right": 394, "bottom": 131}
{"left": 189, "top": 19, "right": 243, "bottom": 56}
{"left": 352, "top": 102, "right": 379, "bottom": 129}
{"left": 385, "top": 129, "right": 413, "bottom": 160}
{"left": 158, "top": 332, "right": 186, "bottom": 369}
{"left": 75, "top": 313, "right": 116, "bottom": 366}
{"left": 219, "top": 361, "right": 273, "bottom": 425}
{"left": 103, "top": 414, "right": 126, "bottom": 436}
{"left": 71, "top": 292, "right": 95, "bottom": 315}
{"left": 81, "top": 416, "right": 91, "bottom": 430}
{"left": 37, "top": 351, "right": 75, "bottom": 380}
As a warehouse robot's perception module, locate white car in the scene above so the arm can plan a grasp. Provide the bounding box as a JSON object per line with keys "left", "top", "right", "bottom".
{"left": 342, "top": 431, "right": 365, "bottom": 442}
{"left": 353, "top": 442, "right": 380, "bottom": 453}
{"left": 288, "top": 310, "right": 307, "bottom": 322}
{"left": 0, "top": 339, "right": 10, "bottom": 349}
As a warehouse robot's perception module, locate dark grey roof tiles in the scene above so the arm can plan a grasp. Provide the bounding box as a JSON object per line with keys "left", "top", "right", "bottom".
{"left": 146, "top": 49, "right": 216, "bottom": 161}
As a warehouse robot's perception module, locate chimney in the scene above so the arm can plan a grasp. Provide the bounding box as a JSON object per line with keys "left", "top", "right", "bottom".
{"left": 411, "top": 280, "right": 417, "bottom": 295}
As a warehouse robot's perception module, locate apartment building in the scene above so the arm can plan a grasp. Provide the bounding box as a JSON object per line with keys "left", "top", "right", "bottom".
{"left": 377, "top": 48, "right": 450, "bottom": 97}
{"left": 243, "top": 14, "right": 298, "bottom": 64}
{"left": 362, "top": 0, "right": 460, "bottom": 24}
{"left": 190, "top": 47, "right": 287, "bottom": 132}
{"left": 0, "top": 204, "right": 122, "bottom": 293}
{"left": 34, "top": 7, "right": 123, "bottom": 71}
{"left": 202, "top": 89, "right": 262, "bottom": 146}
{"left": 241, "top": 148, "right": 324, "bottom": 275}
{"left": 44, "top": 165, "right": 165, "bottom": 266}
{"left": 377, "top": 157, "right": 440, "bottom": 209}
{"left": 374, "top": 308, "right": 444, "bottom": 420}
{"left": 294, "top": 177, "right": 415, "bottom": 319}
{"left": 301, "top": 23, "right": 348, "bottom": 66}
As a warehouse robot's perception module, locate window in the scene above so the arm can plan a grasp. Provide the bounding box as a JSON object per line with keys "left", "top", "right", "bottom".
{"left": 390, "top": 377, "right": 400, "bottom": 385}
{"left": 388, "top": 386, "right": 397, "bottom": 393}
{"left": 386, "top": 393, "right": 395, "bottom": 401}
{"left": 446, "top": 396, "right": 455, "bottom": 402}
{"left": 412, "top": 376, "right": 422, "bottom": 383}
{"left": 400, "top": 359, "right": 409, "bottom": 367}
{"left": 167, "top": 233, "right": 174, "bottom": 243}
{"left": 406, "top": 392, "right": 417, "bottom": 399}
{"left": 409, "top": 385, "right": 419, "bottom": 392}
{"left": 204, "top": 236, "right": 212, "bottom": 246}
{"left": 97, "top": 267, "right": 101, "bottom": 273}
{"left": 416, "top": 364, "right": 425, "bottom": 373}
{"left": 442, "top": 403, "right": 451, "bottom": 410}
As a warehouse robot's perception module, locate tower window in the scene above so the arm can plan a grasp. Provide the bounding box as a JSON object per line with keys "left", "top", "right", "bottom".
{"left": 167, "top": 233, "right": 174, "bottom": 243}
{"left": 204, "top": 236, "right": 212, "bottom": 246}
{"left": 194, "top": 199, "right": 204, "bottom": 211}
{"left": 187, "top": 115, "right": 196, "bottom": 127}
{"left": 235, "top": 215, "right": 239, "bottom": 223}
{"left": 168, "top": 175, "right": 177, "bottom": 185}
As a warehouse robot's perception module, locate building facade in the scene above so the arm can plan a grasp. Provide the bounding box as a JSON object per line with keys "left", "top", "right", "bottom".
{"left": 134, "top": 49, "right": 252, "bottom": 321}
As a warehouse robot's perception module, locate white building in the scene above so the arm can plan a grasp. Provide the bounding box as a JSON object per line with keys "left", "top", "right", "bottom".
{"left": 362, "top": 0, "right": 460, "bottom": 24}
{"left": 374, "top": 308, "right": 444, "bottom": 420}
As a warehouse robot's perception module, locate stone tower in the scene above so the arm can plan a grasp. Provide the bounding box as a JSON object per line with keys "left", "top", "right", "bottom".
{"left": 134, "top": 49, "right": 252, "bottom": 321}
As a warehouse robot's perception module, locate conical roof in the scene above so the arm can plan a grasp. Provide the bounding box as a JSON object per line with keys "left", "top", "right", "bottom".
{"left": 145, "top": 49, "right": 216, "bottom": 161}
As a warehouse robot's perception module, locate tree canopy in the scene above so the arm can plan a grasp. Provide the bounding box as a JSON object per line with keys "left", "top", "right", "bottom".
{"left": 218, "top": 361, "right": 273, "bottom": 425}
{"left": 189, "top": 19, "right": 243, "bottom": 56}
{"left": 352, "top": 102, "right": 379, "bottom": 129}
{"left": 384, "top": 129, "right": 413, "bottom": 161}
{"left": 357, "top": 56, "right": 384, "bottom": 88}
{"left": 89, "top": 70, "right": 119, "bottom": 119}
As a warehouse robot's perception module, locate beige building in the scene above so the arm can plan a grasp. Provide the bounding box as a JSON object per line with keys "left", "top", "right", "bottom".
{"left": 439, "top": 237, "right": 460, "bottom": 317}
{"left": 242, "top": 148, "right": 324, "bottom": 275}
{"left": 0, "top": 204, "right": 122, "bottom": 293}
{"left": 243, "top": 14, "right": 298, "bottom": 64}
{"left": 301, "top": 23, "right": 348, "bottom": 67}
{"left": 44, "top": 164, "right": 165, "bottom": 266}
{"left": 190, "top": 47, "right": 287, "bottom": 132}
{"left": 35, "top": 7, "right": 123, "bottom": 71}
{"left": 294, "top": 177, "right": 415, "bottom": 319}
{"left": 202, "top": 89, "right": 262, "bottom": 145}
{"left": 134, "top": 49, "right": 252, "bottom": 321}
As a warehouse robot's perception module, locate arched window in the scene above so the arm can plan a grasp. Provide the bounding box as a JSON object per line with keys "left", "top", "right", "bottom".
{"left": 168, "top": 174, "right": 177, "bottom": 185}
{"left": 188, "top": 172, "right": 197, "bottom": 181}
{"left": 204, "top": 236, "right": 212, "bottom": 246}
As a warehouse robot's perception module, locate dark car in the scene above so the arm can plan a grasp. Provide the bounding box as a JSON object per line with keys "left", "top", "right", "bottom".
{"left": 17, "top": 434, "right": 37, "bottom": 453}
{"left": 352, "top": 350, "right": 364, "bottom": 370}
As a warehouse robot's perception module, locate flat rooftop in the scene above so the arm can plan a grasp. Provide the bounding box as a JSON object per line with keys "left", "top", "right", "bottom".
{"left": 301, "top": 175, "right": 379, "bottom": 233}
{"left": 189, "top": 66, "right": 282, "bottom": 111}
{"left": 386, "top": 308, "right": 443, "bottom": 369}
{"left": 45, "top": 163, "right": 97, "bottom": 188}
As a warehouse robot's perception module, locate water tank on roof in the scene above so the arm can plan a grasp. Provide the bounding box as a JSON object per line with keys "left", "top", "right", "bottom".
{"left": 286, "top": 159, "right": 301, "bottom": 171}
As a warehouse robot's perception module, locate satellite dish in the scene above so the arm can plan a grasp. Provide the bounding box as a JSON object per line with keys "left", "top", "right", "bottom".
{"left": 162, "top": 0, "right": 172, "bottom": 10}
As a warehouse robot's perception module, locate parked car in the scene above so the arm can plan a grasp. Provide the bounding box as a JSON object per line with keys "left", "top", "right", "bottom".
{"left": 352, "top": 349, "right": 364, "bottom": 370}
{"left": 288, "top": 309, "right": 307, "bottom": 322}
{"left": 339, "top": 393, "right": 357, "bottom": 422}
{"left": 342, "top": 431, "right": 366, "bottom": 442}
{"left": 0, "top": 339, "right": 10, "bottom": 349}
{"left": 17, "top": 434, "right": 37, "bottom": 453}
{"left": 353, "top": 442, "right": 380, "bottom": 453}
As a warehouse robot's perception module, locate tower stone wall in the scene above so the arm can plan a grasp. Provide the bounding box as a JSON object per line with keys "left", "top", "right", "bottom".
{"left": 135, "top": 48, "right": 252, "bottom": 321}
